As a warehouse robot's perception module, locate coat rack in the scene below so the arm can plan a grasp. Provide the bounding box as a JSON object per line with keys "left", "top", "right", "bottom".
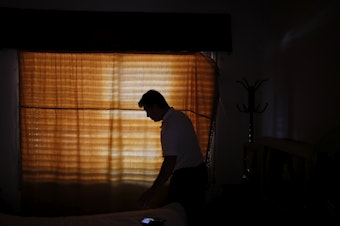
{"left": 236, "top": 78, "right": 269, "bottom": 181}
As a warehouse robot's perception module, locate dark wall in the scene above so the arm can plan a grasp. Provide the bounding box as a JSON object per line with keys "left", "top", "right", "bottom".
{"left": 0, "top": 7, "right": 232, "bottom": 52}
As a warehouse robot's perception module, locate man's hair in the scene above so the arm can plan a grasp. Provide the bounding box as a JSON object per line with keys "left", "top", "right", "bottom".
{"left": 138, "top": 90, "right": 169, "bottom": 109}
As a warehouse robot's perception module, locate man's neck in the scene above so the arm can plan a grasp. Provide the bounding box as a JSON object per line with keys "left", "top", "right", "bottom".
{"left": 161, "top": 106, "right": 171, "bottom": 120}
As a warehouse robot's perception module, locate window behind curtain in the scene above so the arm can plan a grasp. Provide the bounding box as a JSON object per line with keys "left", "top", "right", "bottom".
{"left": 19, "top": 51, "right": 218, "bottom": 215}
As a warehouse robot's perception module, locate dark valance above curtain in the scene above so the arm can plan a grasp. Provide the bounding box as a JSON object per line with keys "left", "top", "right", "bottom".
{"left": 0, "top": 7, "right": 232, "bottom": 52}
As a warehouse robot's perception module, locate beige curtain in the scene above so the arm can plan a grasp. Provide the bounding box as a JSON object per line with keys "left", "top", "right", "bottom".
{"left": 19, "top": 51, "right": 218, "bottom": 215}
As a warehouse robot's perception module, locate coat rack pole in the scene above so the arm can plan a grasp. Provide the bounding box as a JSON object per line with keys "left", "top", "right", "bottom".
{"left": 236, "top": 78, "right": 269, "bottom": 181}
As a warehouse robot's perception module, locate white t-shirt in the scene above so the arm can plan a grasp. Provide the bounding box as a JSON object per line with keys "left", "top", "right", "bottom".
{"left": 161, "top": 107, "right": 204, "bottom": 171}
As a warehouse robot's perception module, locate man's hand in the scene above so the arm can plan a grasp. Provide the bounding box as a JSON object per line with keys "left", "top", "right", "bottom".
{"left": 138, "top": 156, "right": 176, "bottom": 209}
{"left": 138, "top": 187, "right": 156, "bottom": 209}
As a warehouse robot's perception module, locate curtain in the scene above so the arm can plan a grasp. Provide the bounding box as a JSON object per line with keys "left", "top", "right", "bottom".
{"left": 19, "top": 51, "right": 218, "bottom": 215}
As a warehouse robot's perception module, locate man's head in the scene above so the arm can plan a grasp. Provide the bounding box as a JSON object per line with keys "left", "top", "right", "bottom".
{"left": 138, "top": 90, "right": 170, "bottom": 122}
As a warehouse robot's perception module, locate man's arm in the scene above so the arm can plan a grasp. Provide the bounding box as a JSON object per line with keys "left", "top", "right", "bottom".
{"left": 138, "top": 155, "right": 176, "bottom": 208}
{"left": 151, "top": 155, "right": 176, "bottom": 191}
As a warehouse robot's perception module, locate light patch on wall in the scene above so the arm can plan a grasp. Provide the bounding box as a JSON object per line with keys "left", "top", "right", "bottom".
{"left": 280, "top": 0, "right": 340, "bottom": 50}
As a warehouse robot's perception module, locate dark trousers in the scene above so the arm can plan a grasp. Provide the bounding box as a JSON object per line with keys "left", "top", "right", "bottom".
{"left": 168, "top": 162, "right": 208, "bottom": 226}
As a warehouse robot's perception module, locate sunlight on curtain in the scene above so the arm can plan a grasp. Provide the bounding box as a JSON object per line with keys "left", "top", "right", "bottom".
{"left": 19, "top": 52, "right": 217, "bottom": 187}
